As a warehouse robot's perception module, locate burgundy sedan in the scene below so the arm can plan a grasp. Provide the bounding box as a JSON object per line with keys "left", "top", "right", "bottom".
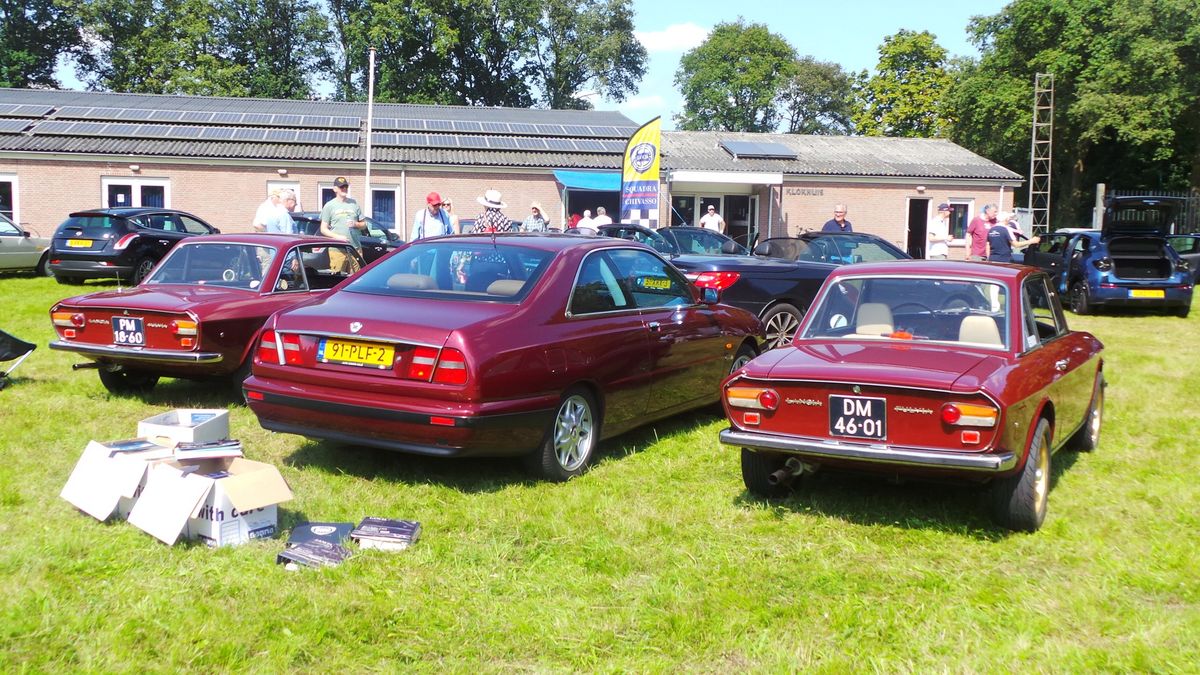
{"left": 243, "top": 234, "right": 763, "bottom": 480}
{"left": 720, "top": 261, "right": 1105, "bottom": 531}
{"left": 50, "top": 234, "right": 363, "bottom": 394}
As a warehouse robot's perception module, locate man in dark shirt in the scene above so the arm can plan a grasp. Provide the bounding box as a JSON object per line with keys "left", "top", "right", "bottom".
{"left": 821, "top": 204, "right": 853, "bottom": 232}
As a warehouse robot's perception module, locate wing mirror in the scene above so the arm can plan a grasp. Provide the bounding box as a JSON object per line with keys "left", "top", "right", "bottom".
{"left": 700, "top": 287, "right": 719, "bottom": 304}
{"left": 22, "top": 231, "right": 31, "bottom": 238}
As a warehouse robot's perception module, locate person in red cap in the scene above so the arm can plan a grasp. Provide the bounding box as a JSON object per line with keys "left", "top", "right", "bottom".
{"left": 411, "top": 191, "right": 453, "bottom": 240}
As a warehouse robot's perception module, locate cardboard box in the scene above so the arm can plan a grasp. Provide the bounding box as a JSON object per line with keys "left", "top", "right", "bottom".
{"left": 128, "top": 457, "right": 293, "bottom": 546}
{"left": 137, "top": 409, "right": 230, "bottom": 447}
{"left": 60, "top": 439, "right": 175, "bottom": 521}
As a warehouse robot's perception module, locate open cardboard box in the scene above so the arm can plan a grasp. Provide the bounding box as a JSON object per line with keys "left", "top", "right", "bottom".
{"left": 137, "top": 409, "right": 230, "bottom": 447}
{"left": 128, "top": 457, "right": 293, "bottom": 546}
{"left": 60, "top": 440, "right": 175, "bottom": 521}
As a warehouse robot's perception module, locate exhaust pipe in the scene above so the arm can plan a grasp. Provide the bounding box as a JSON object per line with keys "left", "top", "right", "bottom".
{"left": 767, "top": 457, "right": 808, "bottom": 486}
{"left": 72, "top": 362, "right": 101, "bottom": 370}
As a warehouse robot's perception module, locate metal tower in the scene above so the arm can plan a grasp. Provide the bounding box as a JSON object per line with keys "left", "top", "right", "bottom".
{"left": 1028, "top": 73, "right": 1054, "bottom": 233}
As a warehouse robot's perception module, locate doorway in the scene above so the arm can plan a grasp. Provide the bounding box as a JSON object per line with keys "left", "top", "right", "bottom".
{"left": 906, "top": 198, "right": 930, "bottom": 258}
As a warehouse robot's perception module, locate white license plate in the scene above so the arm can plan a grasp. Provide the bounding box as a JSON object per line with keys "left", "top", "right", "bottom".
{"left": 112, "top": 316, "right": 145, "bottom": 346}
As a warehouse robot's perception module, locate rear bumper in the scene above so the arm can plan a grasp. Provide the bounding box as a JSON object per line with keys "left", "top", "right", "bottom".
{"left": 720, "top": 428, "right": 1017, "bottom": 473}
{"left": 50, "top": 340, "right": 223, "bottom": 364}
{"left": 1089, "top": 282, "right": 1192, "bottom": 307}
{"left": 244, "top": 382, "right": 555, "bottom": 458}
{"left": 49, "top": 258, "right": 132, "bottom": 279}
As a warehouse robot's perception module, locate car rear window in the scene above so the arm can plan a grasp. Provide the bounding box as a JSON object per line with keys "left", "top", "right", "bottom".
{"left": 55, "top": 215, "right": 133, "bottom": 237}
{"left": 146, "top": 243, "right": 276, "bottom": 290}
{"left": 345, "top": 241, "right": 552, "bottom": 301}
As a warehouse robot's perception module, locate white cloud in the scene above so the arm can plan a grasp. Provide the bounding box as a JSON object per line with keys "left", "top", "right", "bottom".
{"left": 635, "top": 23, "right": 709, "bottom": 53}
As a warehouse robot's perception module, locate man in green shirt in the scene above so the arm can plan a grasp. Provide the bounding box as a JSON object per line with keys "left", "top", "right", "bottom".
{"left": 319, "top": 176, "right": 366, "bottom": 273}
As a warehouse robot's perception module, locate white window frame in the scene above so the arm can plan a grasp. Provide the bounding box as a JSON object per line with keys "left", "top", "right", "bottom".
{"left": 0, "top": 173, "right": 19, "bottom": 226}
{"left": 368, "top": 184, "right": 400, "bottom": 225}
{"left": 101, "top": 176, "right": 171, "bottom": 208}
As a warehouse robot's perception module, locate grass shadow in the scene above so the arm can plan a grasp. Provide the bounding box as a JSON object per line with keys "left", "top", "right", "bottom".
{"left": 107, "top": 376, "right": 244, "bottom": 408}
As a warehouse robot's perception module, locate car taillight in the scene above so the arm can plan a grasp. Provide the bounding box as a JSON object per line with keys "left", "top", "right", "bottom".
{"left": 281, "top": 333, "right": 303, "bottom": 365}
{"left": 692, "top": 271, "right": 741, "bottom": 292}
{"left": 257, "top": 329, "right": 280, "bottom": 364}
{"left": 406, "top": 346, "right": 438, "bottom": 380}
{"left": 726, "top": 386, "right": 779, "bottom": 411}
{"left": 940, "top": 402, "right": 998, "bottom": 427}
{"left": 433, "top": 348, "right": 468, "bottom": 385}
{"left": 114, "top": 233, "right": 139, "bottom": 250}
{"left": 170, "top": 319, "right": 197, "bottom": 336}
{"left": 52, "top": 311, "right": 85, "bottom": 328}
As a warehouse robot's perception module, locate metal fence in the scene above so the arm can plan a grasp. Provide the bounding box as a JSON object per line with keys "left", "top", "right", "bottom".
{"left": 1105, "top": 186, "right": 1200, "bottom": 233}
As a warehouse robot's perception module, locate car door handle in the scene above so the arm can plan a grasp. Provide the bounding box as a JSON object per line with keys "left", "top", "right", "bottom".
{"left": 647, "top": 321, "right": 661, "bottom": 333}
{"left": 1055, "top": 359, "right": 1070, "bottom": 372}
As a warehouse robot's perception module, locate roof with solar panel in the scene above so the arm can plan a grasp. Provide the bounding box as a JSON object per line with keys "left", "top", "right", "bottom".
{"left": 0, "top": 89, "right": 1021, "bottom": 179}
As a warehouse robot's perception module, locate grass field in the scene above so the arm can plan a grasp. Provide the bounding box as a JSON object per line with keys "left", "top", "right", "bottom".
{"left": 1, "top": 274, "right": 1197, "bottom": 671}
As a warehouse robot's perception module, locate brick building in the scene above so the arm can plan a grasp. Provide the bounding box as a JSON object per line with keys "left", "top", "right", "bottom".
{"left": 0, "top": 88, "right": 1020, "bottom": 257}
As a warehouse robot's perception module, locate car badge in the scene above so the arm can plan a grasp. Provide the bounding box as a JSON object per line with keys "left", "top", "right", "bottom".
{"left": 350, "top": 321, "right": 362, "bottom": 334}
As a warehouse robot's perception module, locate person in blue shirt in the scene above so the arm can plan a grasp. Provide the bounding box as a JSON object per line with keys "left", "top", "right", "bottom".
{"left": 987, "top": 212, "right": 1039, "bottom": 262}
{"left": 412, "top": 192, "right": 453, "bottom": 240}
{"left": 821, "top": 204, "right": 853, "bottom": 232}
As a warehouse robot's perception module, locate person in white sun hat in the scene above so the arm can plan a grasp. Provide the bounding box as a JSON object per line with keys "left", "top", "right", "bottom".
{"left": 472, "top": 189, "right": 511, "bottom": 233}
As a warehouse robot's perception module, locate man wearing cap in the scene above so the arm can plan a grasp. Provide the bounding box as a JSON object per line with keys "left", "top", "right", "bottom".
{"left": 927, "top": 203, "right": 953, "bottom": 259}
{"left": 698, "top": 205, "right": 725, "bottom": 233}
{"left": 472, "top": 189, "right": 511, "bottom": 233}
{"left": 412, "top": 191, "right": 453, "bottom": 240}
{"left": 319, "top": 176, "right": 366, "bottom": 273}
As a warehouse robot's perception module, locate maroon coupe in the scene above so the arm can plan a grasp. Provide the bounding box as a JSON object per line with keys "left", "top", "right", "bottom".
{"left": 50, "top": 234, "right": 363, "bottom": 394}
{"left": 243, "top": 233, "right": 763, "bottom": 480}
{"left": 720, "top": 261, "right": 1105, "bottom": 531}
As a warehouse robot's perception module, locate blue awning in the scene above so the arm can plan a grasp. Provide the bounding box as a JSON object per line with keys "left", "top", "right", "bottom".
{"left": 553, "top": 170, "right": 621, "bottom": 191}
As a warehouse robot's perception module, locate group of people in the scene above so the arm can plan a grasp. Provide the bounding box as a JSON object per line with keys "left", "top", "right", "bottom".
{"left": 566, "top": 207, "right": 613, "bottom": 230}
{"left": 413, "top": 189, "right": 559, "bottom": 238}
{"left": 251, "top": 188, "right": 299, "bottom": 234}
{"left": 959, "top": 203, "right": 1039, "bottom": 263}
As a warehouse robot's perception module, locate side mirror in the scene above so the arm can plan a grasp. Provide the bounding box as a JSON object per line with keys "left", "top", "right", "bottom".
{"left": 701, "top": 287, "right": 719, "bottom": 304}
{"left": 22, "top": 231, "right": 31, "bottom": 238}
{"left": 386, "top": 230, "right": 400, "bottom": 242}
{"left": 211, "top": 227, "right": 221, "bottom": 234}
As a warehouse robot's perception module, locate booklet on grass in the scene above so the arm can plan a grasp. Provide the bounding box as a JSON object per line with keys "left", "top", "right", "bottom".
{"left": 351, "top": 517, "right": 421, "bottom": 551}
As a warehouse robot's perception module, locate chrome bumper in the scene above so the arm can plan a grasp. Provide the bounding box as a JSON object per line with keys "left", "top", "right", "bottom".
{"left": 50, "top": 340, "right": 223, "bottom": 364}
{"left": 719, "top": 428, "right": 1016, "bottom": 473}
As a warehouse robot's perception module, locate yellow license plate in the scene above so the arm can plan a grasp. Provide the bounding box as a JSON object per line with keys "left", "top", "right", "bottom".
{"left": 319, "top": 338, "right": 394, "bottom": 368}
{"left": 1130, "top": 289, "right": 1165, "bottom": 299}
{"left": 639, "top": 276, "right": 671, "bottom": 290}
{"left": 66, "top": 239, "right": 91, "bottom": 248}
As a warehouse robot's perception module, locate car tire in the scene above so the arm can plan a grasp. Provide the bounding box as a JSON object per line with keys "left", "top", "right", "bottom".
{"left": 36, "top": 252, "right": 53, "bottom": 277}
{"left": 1175, "top": 303, "right": 1190, "bottom": 318}
{"left": 1069, "top": 280, "right": 1090, "bottom": 315}
{"left": 131, "top": 257, "right": 156, "bottom": 285}
{"left": 229, "top": 357, "right": 253, "bottom": 401}
{"left": 740, "top": 448, "right": 791, "bottom": 499}
{"left": 761, "top": 303, "right": 804, "bottom": 350}
{"left": 55, "top": 275, "right": 83, "bottom": 285}
{"left": 1069, "top": 375, "right": 1104, "bottom": 452}
{"left": 97, "top": 367, "right": 159, "bottom": 395}
{"left": 729, "top": 342, "right": 757, "bottom": 375}
{"left": 989, "top": 418, "right": 1051, "bottom": 532}
{"left": 524, "top": 388, "right": 600, "bottom": 482}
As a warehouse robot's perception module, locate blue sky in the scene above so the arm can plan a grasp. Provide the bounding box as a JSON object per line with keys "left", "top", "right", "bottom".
{"left": 601, "top": 0, "right": 1011, "bottom": 128}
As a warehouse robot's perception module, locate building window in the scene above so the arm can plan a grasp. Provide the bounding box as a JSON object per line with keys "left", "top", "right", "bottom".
{"left": 0, "top": 174, "right": 17, "bottom": 223}
{"left": 948, "top": 200, "right": 973, "bottom": 240}
{"left": 371, "top": 186, "right": 398, "bottom": 230}
{"left": 102, "top": 177, "right": 170, "bottom": 208}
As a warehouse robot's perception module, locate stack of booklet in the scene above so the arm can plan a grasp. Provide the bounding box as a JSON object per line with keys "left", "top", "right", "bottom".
{"left": 173, "top": 439, "right": 244, "bottom": 461}
{"left": 277, "top": 522, "right": 355, "bottom": 569}
{"left": 350, "top": 517, "right": 422, "bottom": 551}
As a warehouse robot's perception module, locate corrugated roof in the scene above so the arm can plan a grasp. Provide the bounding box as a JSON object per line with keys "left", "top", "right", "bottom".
{"left": 663, "top": 131, "right": 1022, "bottom": 180}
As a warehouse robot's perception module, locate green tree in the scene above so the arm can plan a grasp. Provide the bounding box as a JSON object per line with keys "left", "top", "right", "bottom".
{"left": 947, "top": 0, "right": 1200, "bottom": 225}
{"left": 852, "top": 29, "right": 952, "bottom": 137}
{"left": 443, "top": 0, "right": 536, "bottom": 107}
{"left": 0, "top": 0, "right": 81, "bottom": 89}
{"left": 674, "top": 20, "right": 797, "bottom": 131}
{"left": 225, "top": 0, "right": 334, "bottom": 99}
{"left": 780, "top": 57, "right": 854, "bottom": 135}
{"left": 526, "top": 0, "right": 646, "bottom": 109}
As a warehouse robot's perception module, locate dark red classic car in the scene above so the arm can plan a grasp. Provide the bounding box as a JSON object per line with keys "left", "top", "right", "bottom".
{"left": 243, "top": 233, "right": 763, "bottom": 480}
{"left": 720, "top": 261, "right": 1105, "bottom": 531}
{"left": 49, "top": 234, "right": 363, "bottom": 394}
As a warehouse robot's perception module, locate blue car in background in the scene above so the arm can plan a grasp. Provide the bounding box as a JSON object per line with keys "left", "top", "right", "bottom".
{"left": 1023, "top": 196, "right": 1193, "bottom": 317}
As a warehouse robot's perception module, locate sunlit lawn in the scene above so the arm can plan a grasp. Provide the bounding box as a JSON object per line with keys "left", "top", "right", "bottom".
{"left": 0, "top": 274, "right": 1197, "bottom": 670}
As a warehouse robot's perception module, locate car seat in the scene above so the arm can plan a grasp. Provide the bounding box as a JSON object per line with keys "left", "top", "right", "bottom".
{"left": 958, "top": 315, "right": 1002, "bottom": 346}
{"left": 854, "top": 303, "right": 894, "bottom": 336}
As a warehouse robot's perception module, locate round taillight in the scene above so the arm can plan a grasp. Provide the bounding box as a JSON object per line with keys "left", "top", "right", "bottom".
{"left": 71, "top": 313, "right": 85, "bottom": 327}
{"left": 941, "top": 404, "right": 962, "bottom": 425}
{"left": 758, "top": 390, "right": 779, "bottom": 411}
{"left": 169, "top": 320, "right": 182, "bottom": 335}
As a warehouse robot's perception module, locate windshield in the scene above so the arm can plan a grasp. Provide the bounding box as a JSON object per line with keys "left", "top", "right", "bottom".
{"left": 803, "top": 276, "right": 1009, "bottom": 350}
{"left": 345, "top": 240, "right": 552, "bottom": 301}
{"left": 667, "top": 228, "right": 746, "bottom": 255}
{"left": 146, "top": 243, "right": 276, "bottom": 289}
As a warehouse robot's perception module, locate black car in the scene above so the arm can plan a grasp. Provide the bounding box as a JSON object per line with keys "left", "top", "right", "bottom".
{"left": 292, "top": 211, "right": 402, "bottom": 263}
{"left": 753, "top": 231, "right": 909, "bottom": 264}
{"left": 598, "top": 224, "right": 834, "bottom": 348}
{"left": 49, "top": 208, "right": 219, "bottom": 285}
